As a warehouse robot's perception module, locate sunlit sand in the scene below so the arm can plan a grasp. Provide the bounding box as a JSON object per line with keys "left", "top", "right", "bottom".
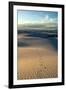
{"left": 17, "top": 44, "right": 58, "bottom": 80}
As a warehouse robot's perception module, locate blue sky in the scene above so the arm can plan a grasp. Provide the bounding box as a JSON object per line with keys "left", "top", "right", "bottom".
{"left": 17, "top": 10, "right": 58, "bottom": 29}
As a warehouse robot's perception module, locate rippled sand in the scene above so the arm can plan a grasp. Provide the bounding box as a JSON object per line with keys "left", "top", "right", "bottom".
{"left": 17, "top": 45, "right": 58, "bottom": 80}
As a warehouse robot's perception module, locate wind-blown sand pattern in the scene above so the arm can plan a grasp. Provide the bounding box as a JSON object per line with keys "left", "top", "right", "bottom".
{"left": 17, "top": 31, "right": 58, "bottom": 80}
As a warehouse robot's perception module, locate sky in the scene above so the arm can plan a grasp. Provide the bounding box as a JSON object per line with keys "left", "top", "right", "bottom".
{"left": 17, "top": 10, "right": 58, "bottom": 29}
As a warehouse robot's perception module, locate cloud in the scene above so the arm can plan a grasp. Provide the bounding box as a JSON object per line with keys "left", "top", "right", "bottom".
{"left": 18, "top": 15, "right": 58, "bottom": 30}
{"left": 40, "top": 15, "right": 57, "bottom": 24}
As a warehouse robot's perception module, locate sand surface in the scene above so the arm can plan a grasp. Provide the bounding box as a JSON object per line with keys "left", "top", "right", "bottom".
{"left": 17, "top": 45, "right": 58, "bottom": 80}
